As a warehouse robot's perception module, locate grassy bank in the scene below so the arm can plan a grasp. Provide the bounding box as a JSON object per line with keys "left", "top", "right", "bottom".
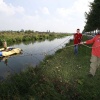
{"left": 0, "top": 31, "right": 69, "bottom": 46}
{"left": 0, "top": 35, "right": 100, "bottom": 100}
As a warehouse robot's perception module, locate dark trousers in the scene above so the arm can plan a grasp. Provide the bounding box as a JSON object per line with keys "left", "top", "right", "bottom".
{"left": 74, "top": 45, "right": 78, "bottom": 55}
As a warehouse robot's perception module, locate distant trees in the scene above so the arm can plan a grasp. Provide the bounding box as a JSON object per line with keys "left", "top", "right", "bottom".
{"left": 24, "top": 30, "right": 34, "bottom": 34}
{"left": 83, "top": 0, "right": 100, "bottom": 32}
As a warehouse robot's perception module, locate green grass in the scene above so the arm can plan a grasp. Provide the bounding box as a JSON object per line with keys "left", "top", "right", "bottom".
{"left": 0, "top": 32, "right": 69, "bottom": 46}
{"left": 0, "top": 35, "right": 100, "bottom": 100}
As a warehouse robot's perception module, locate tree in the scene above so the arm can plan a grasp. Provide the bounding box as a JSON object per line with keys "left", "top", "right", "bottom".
{"left": 84, "top": 0, "right": 100, "bottom": 32}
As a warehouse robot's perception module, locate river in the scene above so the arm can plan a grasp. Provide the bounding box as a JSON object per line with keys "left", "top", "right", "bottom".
{"left": 0, "top": 35, "right": 73, "bottom": 79}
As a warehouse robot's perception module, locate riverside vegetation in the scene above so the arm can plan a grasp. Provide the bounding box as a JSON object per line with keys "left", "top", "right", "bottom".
{"left": 0, "top": 35, "right": 100, "bottom": 100}
{"left": 0, "top": 31, "right": 69, "bottom": 46}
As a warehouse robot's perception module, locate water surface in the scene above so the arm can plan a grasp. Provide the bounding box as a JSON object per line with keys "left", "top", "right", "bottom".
{"left": 0, "top": 36, "right": 73, "bottom": 78}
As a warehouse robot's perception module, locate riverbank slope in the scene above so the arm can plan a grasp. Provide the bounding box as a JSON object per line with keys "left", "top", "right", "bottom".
{"left": 0, "top": 35, "right": 100, "bottom": 100}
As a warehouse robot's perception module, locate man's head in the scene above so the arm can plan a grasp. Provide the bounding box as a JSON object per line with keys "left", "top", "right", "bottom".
{"left": 77, "top": 29, "right": 80, "bottom": 33}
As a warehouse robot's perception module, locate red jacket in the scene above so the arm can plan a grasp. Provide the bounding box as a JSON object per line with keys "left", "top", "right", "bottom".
{"left": 74, "top": 33, "right": 82, "bottom": 44}
{"left": 86, "top": 35, "right": 100, "bottom": 57}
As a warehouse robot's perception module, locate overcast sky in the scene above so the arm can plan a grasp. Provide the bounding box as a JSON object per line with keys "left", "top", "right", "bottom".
{"left": 0, "top": 0, "right": 94, "bottom": 33}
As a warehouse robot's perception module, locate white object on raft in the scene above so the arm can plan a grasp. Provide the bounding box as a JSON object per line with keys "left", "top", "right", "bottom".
{"left": 0, "top": 47, "right": 22, "bottom": 57}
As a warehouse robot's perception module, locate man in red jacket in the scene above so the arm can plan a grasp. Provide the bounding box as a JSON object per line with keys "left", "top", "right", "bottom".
{"left": 74, "top": 29, "right": 82, "bottom": 55}
{"left": 81, "top": 31, "right": 100, "bottom": 76}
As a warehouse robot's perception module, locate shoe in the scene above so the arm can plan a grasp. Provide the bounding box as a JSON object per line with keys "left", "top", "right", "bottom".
{"left": 88, "top": 74, "right": 93, "bottom": 77}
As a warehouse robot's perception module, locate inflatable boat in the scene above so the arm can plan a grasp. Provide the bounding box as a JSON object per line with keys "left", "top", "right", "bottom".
{"left": 0, "top": 47, "right": 22, "bottom": 57}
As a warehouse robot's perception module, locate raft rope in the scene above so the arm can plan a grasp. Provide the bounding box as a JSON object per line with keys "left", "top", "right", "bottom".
{"left": 44, "top": 35, "right": 73, "bottom": 55}
{"left": 18, "top": 35, "right": 73, "bottom": 56}
{"left": 82, "top": 43, "right": 100, "bottom": 48}
{"left": 1, "top": 35, "right": 100, "bottom": 76}
{"left": 0, "top": 35, "right": 97, "bottom": 93}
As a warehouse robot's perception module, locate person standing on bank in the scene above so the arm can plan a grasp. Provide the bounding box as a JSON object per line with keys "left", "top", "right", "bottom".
{"left": 3, "top": 40, "right": 7, "bottom": 51}
{"left": 74, "top": 29, "right": 82, "bottom": 55}
{"left": 80, "top": 31, "right": 100, "bottom": 77}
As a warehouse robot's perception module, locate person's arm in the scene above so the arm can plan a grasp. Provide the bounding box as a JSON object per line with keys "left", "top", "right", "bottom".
{"left": 79, "top": 34, "right": 82, "bottom": 42}
{"left": 81, "top": 34, "right": 82, "bottom": 40}
{"left": 80, "top": 37, "right": 95, "bottom": 44}
{"left": 85, "top": 37, "right": 95, "bottom": 44}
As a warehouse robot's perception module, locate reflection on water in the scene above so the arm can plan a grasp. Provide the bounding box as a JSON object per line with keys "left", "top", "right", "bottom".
{"left": 0, "top": 57, "right": 8, "bottom": 66}
{"left": 0, "top": 35, "right": 73, "bottom": 78}
{"left": 0, "top": 53, "right": 22, "bottom": 66}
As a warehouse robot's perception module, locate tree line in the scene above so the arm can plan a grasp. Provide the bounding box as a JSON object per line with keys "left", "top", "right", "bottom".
{"left": 83, "top": 0, "right": 100, "bottom": 33}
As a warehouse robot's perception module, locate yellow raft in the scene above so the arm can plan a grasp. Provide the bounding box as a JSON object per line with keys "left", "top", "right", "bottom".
{"left": 0, "top": 47, "right": 22, "bottom": 57}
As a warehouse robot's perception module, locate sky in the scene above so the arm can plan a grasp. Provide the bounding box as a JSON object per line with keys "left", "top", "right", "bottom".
{"left": 0, "top": 0, "right": 94, "bottom": 33}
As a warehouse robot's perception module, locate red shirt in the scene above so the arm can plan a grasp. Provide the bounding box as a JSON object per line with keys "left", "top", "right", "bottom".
{"left": 86, "top": 35, "right": 100, "bottom": 57}
{"left": 74, "top": 33, "right": 82, "bottom": 44}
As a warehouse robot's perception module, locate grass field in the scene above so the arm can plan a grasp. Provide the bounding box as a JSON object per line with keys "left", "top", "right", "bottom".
{"left": 0, "top": 35, "right": 100, "bottom": 100}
